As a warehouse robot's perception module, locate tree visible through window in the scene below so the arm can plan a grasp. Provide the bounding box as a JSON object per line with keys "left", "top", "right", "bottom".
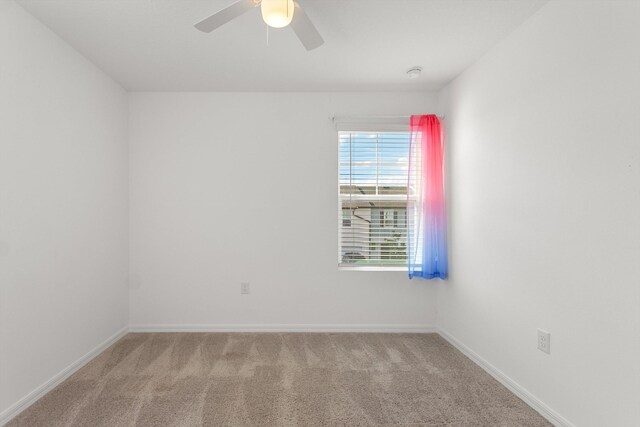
{"left": 338, "top": 131, "right": 412, "bottom": 267}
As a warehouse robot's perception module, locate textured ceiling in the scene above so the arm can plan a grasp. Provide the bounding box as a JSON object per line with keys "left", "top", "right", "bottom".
{"left": 17, "top": 0, "right": 548, "bottom": 91}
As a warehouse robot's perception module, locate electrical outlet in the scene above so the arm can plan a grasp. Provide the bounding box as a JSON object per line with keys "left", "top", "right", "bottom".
{"left": 240, "top": 282, "right": 250, "bottom": 295}
{"left": 537, "top": 329, "right": 550, "bottom": 354}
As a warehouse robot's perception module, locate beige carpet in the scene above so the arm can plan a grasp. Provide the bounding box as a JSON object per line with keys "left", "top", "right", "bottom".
{"left": 8, "top": 333, "right": 551, "bottom": 426}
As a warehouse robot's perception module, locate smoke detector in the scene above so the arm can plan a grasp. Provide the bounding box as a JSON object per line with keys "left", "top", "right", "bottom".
{"left": 406, "top": 66, "right": 422, "bottom": 79}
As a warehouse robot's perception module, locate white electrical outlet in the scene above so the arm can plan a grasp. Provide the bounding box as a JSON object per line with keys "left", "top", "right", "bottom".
{"left": 537, "top": 329, "right": 550, "bottom": 354}
{"left": 240, "top": 282, "right": 250, "bottom": 295}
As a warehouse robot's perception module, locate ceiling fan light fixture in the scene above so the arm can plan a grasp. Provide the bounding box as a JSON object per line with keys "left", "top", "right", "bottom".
{"left": 261, "top": 0, "right": 295, "bottom": 28}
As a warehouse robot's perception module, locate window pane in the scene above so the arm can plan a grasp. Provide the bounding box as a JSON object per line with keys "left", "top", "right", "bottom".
{"left": 338, "top": 131, "right": 412, "bottom": 267}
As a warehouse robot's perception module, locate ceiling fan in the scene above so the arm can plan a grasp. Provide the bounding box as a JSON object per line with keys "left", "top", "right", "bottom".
{"left": 194, "top": 0, "right": 324, "bottom": 51}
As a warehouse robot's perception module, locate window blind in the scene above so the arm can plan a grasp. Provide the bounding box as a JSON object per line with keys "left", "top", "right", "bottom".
{"left": 338, "top": 131, "right": 413, "bottom": 267}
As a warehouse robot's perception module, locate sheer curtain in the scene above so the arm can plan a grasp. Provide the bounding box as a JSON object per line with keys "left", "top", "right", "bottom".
{"left": 407, "top": 115, "right": 448, "bottom": 279}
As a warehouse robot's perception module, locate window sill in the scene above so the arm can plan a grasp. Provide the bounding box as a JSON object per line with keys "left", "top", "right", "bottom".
{"left": 338, "top": 265, "right": 407, "bottom": 272}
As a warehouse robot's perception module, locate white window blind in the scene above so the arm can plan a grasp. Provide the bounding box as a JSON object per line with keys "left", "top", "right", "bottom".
{"left": 338, "top": 130, "right": 413, "bottom": 268}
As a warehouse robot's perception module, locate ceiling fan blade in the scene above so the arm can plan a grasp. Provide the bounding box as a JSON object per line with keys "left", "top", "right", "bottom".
{"left": 290, "top": 1, "right": 324, "bottom": 51}
{"left": 194, "top": 0, "right": 258, "bottom": 33}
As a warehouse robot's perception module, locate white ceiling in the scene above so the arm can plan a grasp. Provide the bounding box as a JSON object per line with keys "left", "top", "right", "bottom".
{"left": 16, "top": 0, "right": 548, "bottom": 91}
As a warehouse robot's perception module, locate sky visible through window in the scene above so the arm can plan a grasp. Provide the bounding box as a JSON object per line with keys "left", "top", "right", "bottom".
{"left": 339, "top": 132, "right": 410, "bottom": 189}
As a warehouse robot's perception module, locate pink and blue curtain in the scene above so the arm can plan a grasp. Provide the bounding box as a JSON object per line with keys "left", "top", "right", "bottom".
{"left": 407, "top": 115, "right": 448, "bottom": 279}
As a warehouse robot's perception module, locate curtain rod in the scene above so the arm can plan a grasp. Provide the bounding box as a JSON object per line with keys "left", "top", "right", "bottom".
{"left": 331, "top": 114, "right": 445, "bottom": 121}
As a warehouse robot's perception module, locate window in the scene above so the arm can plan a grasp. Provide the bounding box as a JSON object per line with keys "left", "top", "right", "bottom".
{"left": 341, "top": 209, "right": 352, "bottom": 227}
{"left": 338, "top": 131, "right": 413, "bottom": 269}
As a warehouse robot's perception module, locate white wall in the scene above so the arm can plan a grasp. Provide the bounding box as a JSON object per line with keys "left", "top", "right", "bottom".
{"left": 437, "top": 1, "right": 640, "bottom": 426}
{"left": 0, "top": 0, "right": 129, "bottom": 417}
{"left": 129, "top": 92, "right": 439, "bottom": 330}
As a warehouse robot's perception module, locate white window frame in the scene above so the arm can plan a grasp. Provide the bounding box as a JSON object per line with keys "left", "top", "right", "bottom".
{"left": 334, "top": 116, "right": 413, "bottom": 272}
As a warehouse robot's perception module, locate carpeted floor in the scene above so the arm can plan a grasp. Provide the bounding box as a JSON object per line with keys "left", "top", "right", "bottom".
{"left": 8, "top": 333, "right": 551, "bottom": 426}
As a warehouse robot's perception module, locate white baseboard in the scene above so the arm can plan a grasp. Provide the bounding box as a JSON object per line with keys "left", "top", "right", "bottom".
{"left": 129, "top": 323, "right": 437, "bottom": 333}
{"left": 0, "top": 326, "right": 129, "bottom": 426}
{"left": 437, "top": 328, "right": 574, "bottom": 427}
